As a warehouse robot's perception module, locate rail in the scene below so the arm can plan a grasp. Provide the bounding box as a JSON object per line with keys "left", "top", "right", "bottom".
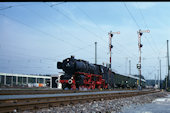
{"left": 0, "top": 88, "right": 137, "bottom": 95}
{"left": 0, "top": 90, "right": 159, "bottom": 113}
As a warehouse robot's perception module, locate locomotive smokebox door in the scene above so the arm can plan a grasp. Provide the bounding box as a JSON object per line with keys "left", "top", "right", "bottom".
{"left": 52, "top": 76, "right": 58, "bottom": 88}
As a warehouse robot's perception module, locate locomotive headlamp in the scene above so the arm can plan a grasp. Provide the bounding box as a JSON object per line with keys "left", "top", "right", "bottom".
{"left": 55, "top": 79, "right": 59, "bottom": 83}
{"left": 67, "top": 59, "right": 69, "bottom": 61}
{"left": 68, "top": 79, "right": 72, "bottom": 84}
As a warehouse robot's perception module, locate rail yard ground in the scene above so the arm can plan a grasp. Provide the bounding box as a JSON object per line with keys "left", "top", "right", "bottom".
{"left": 21, "top": 90, "right": 167, "bottom": 113}
{"left": 121, "top": 92, "right": 170, "bottom": 113}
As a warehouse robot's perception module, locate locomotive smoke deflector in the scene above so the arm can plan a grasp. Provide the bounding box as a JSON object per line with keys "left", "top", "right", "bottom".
{"left": 57, "top": 62, "right": 63, "bottom": 69}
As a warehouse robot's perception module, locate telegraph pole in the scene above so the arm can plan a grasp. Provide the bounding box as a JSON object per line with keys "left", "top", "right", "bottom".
{"left": 129, "top": 60, "right": 131, "bottom": 75}
{"left": 108, "top": 31, "right": 120, "bottom": 88}
{"left": 155, "top": 74, "right": 156, "bottom": 87}
{"left": 125, "top": 57, "right": 128, "bottom": 75}
{"left": 137, "top": 29, "right": 150, "bottom": 90}
{"left": 95, "top": 42, "right": 97, "bottom": 64}
{"left": 160, "top": 59, "right": 162, "bottom": 89}
{"left": 167, "top": 40, "right": 169, "bottom": 88}
{"left": 166, "top": 74, "right": 168, "bottom": 89}
{"left": 157, "top": 69, "right": 159, "bottom": 88}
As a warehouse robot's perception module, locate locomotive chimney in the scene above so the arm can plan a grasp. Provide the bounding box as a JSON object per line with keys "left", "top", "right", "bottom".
{"left": 71, "top": 55, "right": 75, "bottom": 59}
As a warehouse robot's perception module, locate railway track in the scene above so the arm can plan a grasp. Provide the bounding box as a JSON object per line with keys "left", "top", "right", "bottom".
{"left": 0, "top": 88, "right": 137, "bottom": 95}
{"left": 0, "top": 90, "right": 159, "bottom": 113}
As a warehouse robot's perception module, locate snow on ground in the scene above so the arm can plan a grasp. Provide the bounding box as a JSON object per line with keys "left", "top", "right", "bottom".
{"left": 121, "top": 93, "right": 170, "bottom": 113}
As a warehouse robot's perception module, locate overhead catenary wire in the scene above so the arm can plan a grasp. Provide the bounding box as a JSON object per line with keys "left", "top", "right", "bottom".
{"left": 44, "top": 3, "right": 110, "bottom": 59}
{"left": 118, "top": 2, "right": 148, "bottom": 60}
{"left": 114, "top": 40, "right": 138, "bottom": 59}
{"left": 135, "top": 2, "right": 162, "bottom": 59}
{"left": 0, "top": 12, "right": 98, "bottom": 72}
{"left": 135, "top": 2, "right": 159, "bottom": 51}
{"left": 73, "top": 3, "right": 139, "bottom": 61}
{"left": 122, "top": 2, "right": 140, "bottom": 29}
{"left": 0, "top": 5, "right": 96, "bottom": 62}
{"left": 0, "top": 2, "right": 92, "bottom": 50}
{"left": 22, "top": 5, "right": 85, "bottom": 43}
{"left": 73, "top": 4, "right": 107, "bottom": 34}
{"left": 122, "top": 2, "right": 158, "bottom": 59}
{"left": 0, "top": 56, "right": 59, "bottom": 71}
{"left": 0, "top": 14, "right": 67, "bottom": 44}
{"left": 73, "top": 2, "right": 141, "bottom": 62}
{"left": 0, "top": 55, "right": 57, "bottom": 64}
{"left": 1, "top": 2, "right": 166, "bottom": 77}
{"left": 54, "top": 43, "right": 94, "bottom": 58}
{"left": 135, "top": 2, "right": 159, "bottom": 55}
{"left": 0, "top": 3, "right": 37, "bottom": 10}
{"left": 49, "top": 2, "right": 66, "bottom": 7}
{"left": 0, "top": 13, "right": 96, "bottom": 57}
{"left": 143, "top": 36, "right": 158, "bottom": 56}
{"left": 122, "top": 2, "right": 166, "bottom": 78}
{"left": 135, "top": 2, "right": 167, "bottom": 80}
{"left": 1, "top": 3, "right": 139, "bottom": 66}
{"left": 22, "top": 4, "right": 97, "bottom": 58}
{"left": 157, "top": 41, "right": 167, "bottom": 56}
{"left": 44, "top": 3, "right": 108, "bottom": 45}
{"left": 0, "top": 42, "right": 95, "bottom": 62}
{"left": 45, "top": 2, "right": 142, "bottom": 71}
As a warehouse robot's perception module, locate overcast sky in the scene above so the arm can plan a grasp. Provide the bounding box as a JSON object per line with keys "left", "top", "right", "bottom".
{"left": 0, "top": 2, "right": 169, "bottom": 80}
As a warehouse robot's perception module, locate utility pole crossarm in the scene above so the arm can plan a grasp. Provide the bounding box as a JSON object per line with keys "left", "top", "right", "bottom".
{"left": 109, "top": 31, "right": 120, "bottom": 34}
{"left": 138, "top": 30, "right": 150, "bottom": 33}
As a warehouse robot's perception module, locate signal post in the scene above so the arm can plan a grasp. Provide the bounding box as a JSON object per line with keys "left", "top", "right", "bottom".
{"left": 108, "top": 31, "right": 120, "bottom": 88}
{"left": 137, "top": 29, "right": 150, "bottom": 90}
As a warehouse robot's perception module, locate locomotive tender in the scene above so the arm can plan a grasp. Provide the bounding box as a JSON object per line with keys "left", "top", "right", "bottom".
{"left": 56, "top": 56, "right": 146, "bottom": 90}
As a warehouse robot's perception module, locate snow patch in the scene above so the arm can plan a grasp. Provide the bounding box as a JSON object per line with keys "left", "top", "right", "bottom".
{"left": 143, "top": 112, "right": 152, "bottom": 113}
{"left": 153, "top": 98, "right": 167, "bottom": 102}
{"left": 153, "top": 95, "right": 170, "bottom": 103}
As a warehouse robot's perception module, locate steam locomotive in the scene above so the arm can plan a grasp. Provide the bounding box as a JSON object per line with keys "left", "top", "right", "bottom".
{"left": 55, "top": 56, "right": 146, "bottom": 90}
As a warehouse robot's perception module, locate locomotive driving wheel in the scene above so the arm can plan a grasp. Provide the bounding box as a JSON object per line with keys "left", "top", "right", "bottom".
{"left": 91, "top": 84, "right": 95, "bottom": 89}
{"left": 98, "top": 85, "right": 101, "bottom": 89}
{"left": 71, "top": 84, "right": 76, "bottom": 90}
{"left": 62, "top": 83, "right": 66, "bottom": 90}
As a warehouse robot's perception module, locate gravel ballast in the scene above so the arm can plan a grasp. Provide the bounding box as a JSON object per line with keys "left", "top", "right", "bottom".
{"left": 24, "top": 91, "right": 168, "bottom": 113}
